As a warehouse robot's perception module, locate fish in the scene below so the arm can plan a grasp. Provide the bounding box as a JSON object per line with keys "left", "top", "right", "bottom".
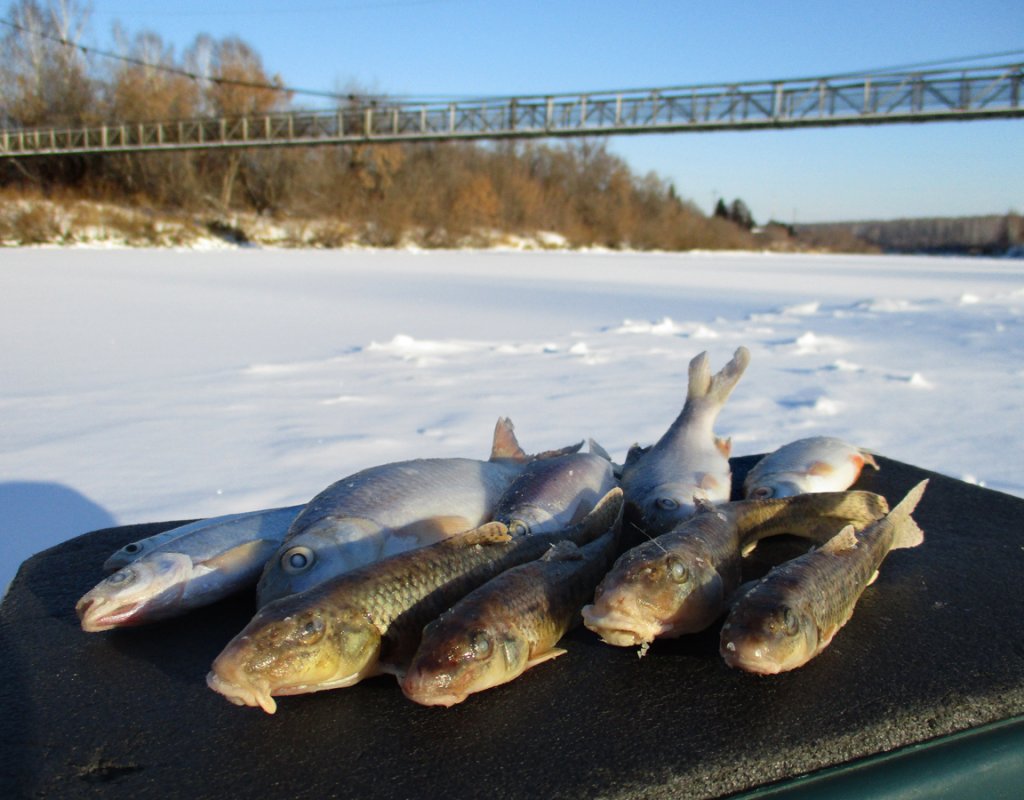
{"left": 256, "top": 417, "right": 581, "bottom": 606}
{"left": 77, "top": 505, "right": 303, "bottom": 632}
{"left": 401, "top": 527, "right": 621, "bottom": 707}
{"left": 619, "top": 347, "right": 750, "bottom": 537}
{"left": 581, "top": 490, "right": 889, "bottom": 647}
{"left": 743, "top": 436, "right": 880, "bottom": 499}
{"left": 102, "top": 506, "right": 304, "bottom": 572}
{"left": 720, "top": 480, "right": 927, "bottom": 675}
{"left": 491, "top": 443, "right": 618, "bottom": 536}
{"left": 206, "top": 488, "right": 623, "bottom": 714}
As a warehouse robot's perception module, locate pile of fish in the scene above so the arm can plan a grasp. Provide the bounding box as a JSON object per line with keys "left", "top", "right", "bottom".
{"left": 75, "top": 346, "right": 928, "bottom": 712}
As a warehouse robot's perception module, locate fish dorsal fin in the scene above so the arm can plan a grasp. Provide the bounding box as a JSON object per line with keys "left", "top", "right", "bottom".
{"left": 624, "top": 443, "right": 649, "bottom": 468}
{"left": 456, "top": 521, "right": 512, "bottom": 546}
{"left": 807, "top": 460, "right": 835, "bottom": 477}
{"left": 714, "top": 436, "right": 732, "bottom": 458}
{"left": 588, "top": 439, "right": 612, "bottom": 461}
{"left": 542, "top": 541, "right": 582, "bottom": 562}
{"left": 533, "top": 441, "right": 585, "bottom": 460}
{"left": 490, "top": 417, "right": 529, "bottom": 462}
{"left": 821, "top": 524, "right": 859, "bottom": 554}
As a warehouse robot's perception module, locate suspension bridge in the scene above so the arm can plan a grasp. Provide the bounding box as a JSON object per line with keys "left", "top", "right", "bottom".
{"left": 1, "top": 61, "right": 1021, "bottom": 158}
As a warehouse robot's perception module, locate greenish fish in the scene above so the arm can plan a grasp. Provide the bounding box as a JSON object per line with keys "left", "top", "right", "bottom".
{"left": 720, "top": 480, "right": 927, "bottom": 674}
{"left": 581, "top": 490, "right": 890, "bottom": 647}
{"left": 207, "top": 488, "right": 623, "bottom": 713}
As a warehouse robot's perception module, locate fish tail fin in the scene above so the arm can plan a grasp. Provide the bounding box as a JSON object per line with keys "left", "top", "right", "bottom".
{"left": 588, "top": 438, "right": 612, "bottom": 461}
{"left": 687, "top": 347, "right": 751, "bottom": 407}
{"left": 861, "top": 450, "right": 881, "bottom": 470}
{"left": 889, "top": 479, "right": 928, "bottom": 550}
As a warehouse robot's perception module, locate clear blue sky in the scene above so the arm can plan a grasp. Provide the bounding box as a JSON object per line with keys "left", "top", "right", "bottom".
{"left": 75, "top": 1, "right": 1024, "bottom": 222}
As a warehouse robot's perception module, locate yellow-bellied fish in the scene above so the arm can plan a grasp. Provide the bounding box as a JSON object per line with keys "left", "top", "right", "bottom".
{"left": 256, "top": 418, "right": 581, "bottom": 606}
{"left": 744, "top": 436, "right": 879, "bottom": 499}
{"left": 720, "top": 480, "right": 927, "bottom": 674}
{"left": 581, "top": 490, "right": 889, "bottom": 647}
{"left": 207, "top": 489, "right": 623, "bottom": 713}
{"left": 620, "top": 347, "right": 750, "bottom": 536}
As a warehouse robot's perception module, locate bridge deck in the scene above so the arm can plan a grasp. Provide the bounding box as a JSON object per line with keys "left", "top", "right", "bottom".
{"left": 1, "top": 63, "right": 1021, "bottom": 158}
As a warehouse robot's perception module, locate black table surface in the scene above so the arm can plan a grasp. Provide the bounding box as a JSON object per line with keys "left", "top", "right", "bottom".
{"left": 3, "top": 455, "right": 1023, "bottom": 799}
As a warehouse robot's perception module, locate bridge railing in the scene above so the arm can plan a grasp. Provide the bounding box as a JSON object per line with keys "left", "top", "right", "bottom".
{"left": 1, "top": 63, "right": 1021, "bottom": 157}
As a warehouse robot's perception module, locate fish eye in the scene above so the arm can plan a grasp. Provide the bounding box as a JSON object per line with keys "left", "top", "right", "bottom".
{"left": 281, "top": 546, "right": 315, "bottom": 574}
{"left": 751, "top": 486, "right": 774, "bottom": 499}
{"left": 298, "top": 615, "right": 326, "bottom": 644}
{"left": 782, "top": 607, "right": 799, "bottom": 636}
{"left": 509, "top": 520, "right": 530, "bottom": 536}
{"left": 470, "top": 631, "right": 492, "bottom": 659}
{"left": 666, "top": 557, "right": 690, "bottom": 584}
{"left": 655, "top": 497, "right": 678, "bottom": 511}
{"left": 123, "top": 543, "right": 141, "bottom": 554}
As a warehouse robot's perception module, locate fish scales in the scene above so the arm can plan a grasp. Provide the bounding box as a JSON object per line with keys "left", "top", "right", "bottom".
{"left": 257, "top": 417, "right": 580, "bottom": 605}
{"left": 721, "top": 481, "right": 926, "bottom": 674}
{"left": 492, "top": 450, "right": 617, "bottom": 535}
{"left": 402, "top": 531, "right": 621, "bottom": 706}
{"left": 582, "top": 490, "right": 890, "bottom": 645}
{"left": 208, "top": 489, "right": 623, "bottom": 712}
{"left": 292, "top": 458, "right": 521, "bottom": 535}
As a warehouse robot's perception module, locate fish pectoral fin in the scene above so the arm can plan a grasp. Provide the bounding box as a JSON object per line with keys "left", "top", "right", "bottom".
{"left": 524, "top": 647, "right": 567, "bottom": 671}
{"left": 714, "top": 436, "right": 732, "bottom": 458}
{"left": 698, "top": 473, "right": 722, "bottom": 492}
{"left": 807, "top": 460, "right": 836, "bottom": 477}
{"left": 392, "top": 516, "right": 476, "bottom": 545}
{"left": 200, "top": 540, "right": 272, "bottom": 574}
{"left": 866, "top": 568, "right": 880, "bottom": 586}
{"left": 542, "top": 541, "right": 582, "bottom": 562}
{"left": 455, "top": 521, "right": 512, "bottom": 546}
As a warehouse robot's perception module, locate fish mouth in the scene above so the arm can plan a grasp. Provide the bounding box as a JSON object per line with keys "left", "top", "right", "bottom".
{"left": 581, "top": 603, "right": 661, "bottom": 647}
{"left": 720, "top": 637, "right": 785, "bottom": 675}
{"left": 206, "top": 670, "right": 278, "bottom": 714}
{"left": 402, "top": 687, "right": 468, "bottom": 708}
{"left": 76, "top": 597, "right": 147, "bottom": 632}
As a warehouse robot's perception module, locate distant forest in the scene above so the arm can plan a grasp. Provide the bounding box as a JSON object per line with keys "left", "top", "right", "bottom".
{"left": 1, "top": 1, "right": 1018, "bottom": 253}
{"left": 0, "top": 0, "right": 761, "bottom": 250}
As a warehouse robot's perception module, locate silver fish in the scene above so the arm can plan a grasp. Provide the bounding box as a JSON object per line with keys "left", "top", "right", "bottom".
{"left": 208, "top": 488, "right": 623, "bottom": 713}
{"left": 102, "top": 506, "right": 303, "bottom": 572}
{"left": 744, "top": 436, "right": 880, "bottom": 499}
{"left": 256, "top": 418, "right": 581, "bottom": 606}
{"left": 620, "top": 347, "right": 750, "bottom": 536}
{"left": 491, "top": 444, "right": 617, "bottom": 536}
{"left": 720, "top": 480, "right": 927, "bottom": 674}
{"left": 402, "top": 528, "right": 621, "bottom": 707}
{"left": 581, "top": 490, "right": 889, "bottom": 646}
{"left": 77, "top": 505, "right": 302, "bottom": 632}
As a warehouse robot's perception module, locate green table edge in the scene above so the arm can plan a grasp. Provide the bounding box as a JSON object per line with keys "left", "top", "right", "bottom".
{"left": 731, "top": 715, "right": 1024, "bottom": 799}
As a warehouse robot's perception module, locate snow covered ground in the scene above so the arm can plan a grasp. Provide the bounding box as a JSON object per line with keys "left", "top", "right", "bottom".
{"left": 2, "top": 247, "right": 1022, "bottom": 593}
